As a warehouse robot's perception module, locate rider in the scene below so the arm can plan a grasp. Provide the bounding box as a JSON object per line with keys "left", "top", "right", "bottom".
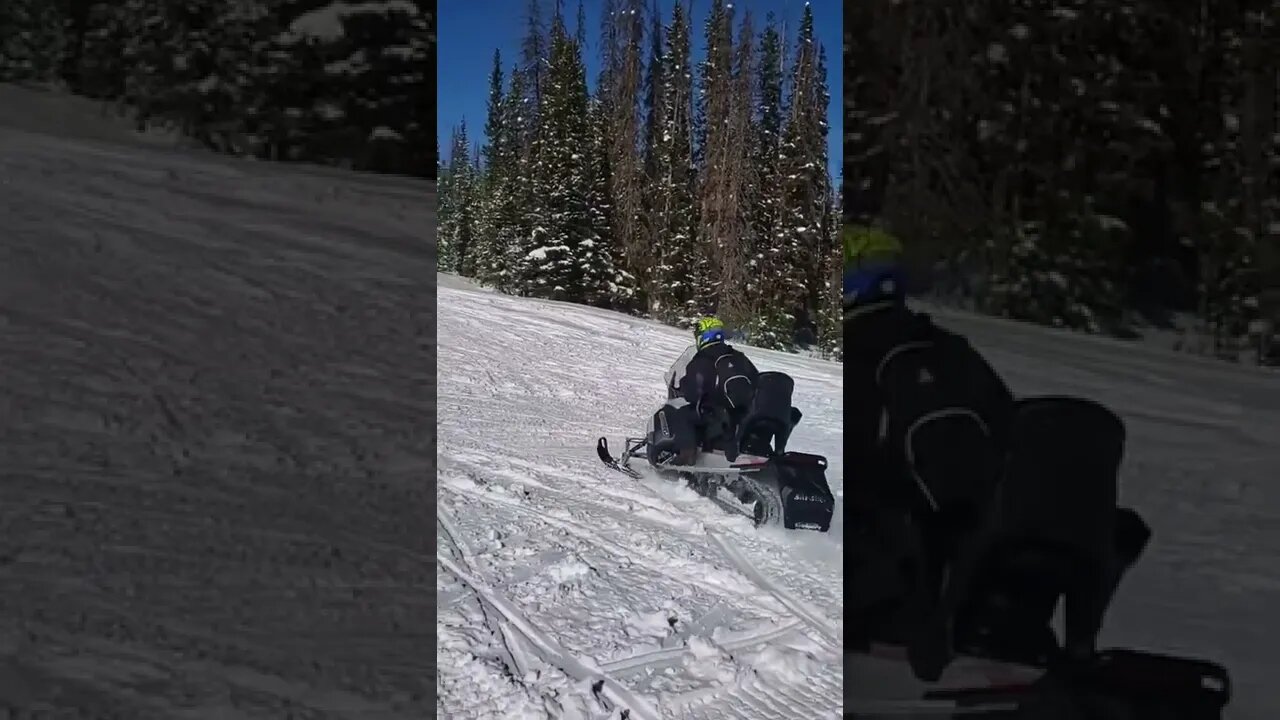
{"left": 844, "top": 223, "right": 1016, "bottom": 680}
{"left": 651, "top": 317, "right": 760, "bottom": 466}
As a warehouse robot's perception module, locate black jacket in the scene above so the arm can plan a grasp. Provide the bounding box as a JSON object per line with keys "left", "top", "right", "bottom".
{"left": 673, "top": 341, "right": 760, "bottom": 417}
{"left": 845, "top": 301, "right": 1015, "bottom": 515}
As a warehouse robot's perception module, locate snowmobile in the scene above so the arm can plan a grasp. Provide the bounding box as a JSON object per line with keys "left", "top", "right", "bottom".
{"left": 850, "top": 395, "right": 1232, "bottom": 719}
{"left": 850, "top": 646, "right": 1231, "bottom": 719}
{"left": 596, "top": 368, "right": 835, "bottom": 532}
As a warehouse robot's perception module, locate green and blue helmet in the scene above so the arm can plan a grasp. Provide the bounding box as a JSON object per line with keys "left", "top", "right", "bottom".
{"left": 694, "top": 316, "right": 726, "bottom": 350}
{"left": 844, "top": 224, "right": 905, "bottom": 308}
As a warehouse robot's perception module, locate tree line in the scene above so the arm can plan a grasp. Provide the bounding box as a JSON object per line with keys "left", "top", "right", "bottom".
{"left": 848, "top": 0, "right": 1280, "bottom": 364}
{"left": 0, "top": 0, "right": 436, "bottom": 178}
{"left": 438, "top": 0, "right": 841, "bottom": 356}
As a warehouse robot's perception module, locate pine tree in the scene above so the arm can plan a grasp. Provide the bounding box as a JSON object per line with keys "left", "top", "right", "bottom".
{"left": 805, "top": 41, "right": 833, "bottom": 324}
{"left": 506, "top": 67, "right": 540, "bottom": 294}
{"left": 643, "top": 0, "right": 664, "bottom": 188}
{"left": 749, "top": 14, "right": 786, "bottom": 302}
{"left": 474, "top": 50, "right": 511, "bottom": 286}
{"left": 603, "top": 0, "right": 650, "bottom": 309}
{"left": 525, "top": 12, "right": 595, "bottom": 301}
{"left": 78, "top": 1, "right": 131, "bottom": 99}
{"left": 0, "top": 0, "right": 67, "bottom": 83}
{"left": 693, "top": 0, "right": 736, "bottom": 316}
{"left": 775, "top": 3, "right": 827, "bottom": 341}
{"left": 586, "top": 95, "right": 631, "bottom": 307}
{"left": 843, "top": 0, "right": 892, "bottom": 227}
{"left": 575, "top": 0, "right": 587, "bottom": 50}
{"left": 817, "top": 184, "right": 843, "bottom": 358}
{"left": 521, "top": 0, "right": 547, "bottom": 149}
{"left": 598, "top": 0, "right": 619, "bottom": 94}
{"left": 438, "top": 149, "right": 456, "bottom": 272}
{"left": 720, "top": 9, "right": 758, "bottom": 326}
{"left": 650, "top": 2, "right": 699, "bottom": 323}
{"left": 338, "top": 1, "right": 433, "bottom": 174}
{"left": 1196, "top": 2, "right": 1256, "bottom": 356}
{"left": 444, "top": 122, "right": 478, "bottom": 277}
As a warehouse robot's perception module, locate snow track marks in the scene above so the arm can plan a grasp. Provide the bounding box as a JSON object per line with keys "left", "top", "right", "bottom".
{"left": 708, "top": 532, "right": 842, "bottom": 648}
{"left": 438, "top": 553, "right": 663, "bottom": 720}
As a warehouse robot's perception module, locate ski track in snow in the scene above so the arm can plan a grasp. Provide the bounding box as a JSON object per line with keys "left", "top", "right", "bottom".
{"left": 1, "top": 87, "right": 434, "bottom": 719}
{"left": 436, "top": 274, "right": 844, "bottom": 719}
{"left": 850, "top": 306, "right": 1280, "bottom": 720}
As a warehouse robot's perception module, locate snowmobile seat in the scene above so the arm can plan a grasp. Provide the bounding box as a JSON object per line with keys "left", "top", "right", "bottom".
{"left": 998, "top": 396, "right": 1123, "bottom": 550}
{"left": 732, "top": 371, "right": 796, "bottom": 460}
{"left": 954, "top": 396, "right": 1146, "bottom": 661}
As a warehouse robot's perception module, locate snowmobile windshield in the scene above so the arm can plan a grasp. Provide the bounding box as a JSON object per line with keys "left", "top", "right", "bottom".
{"left": 664, "top": 345, "right": 697, "bottom": 396}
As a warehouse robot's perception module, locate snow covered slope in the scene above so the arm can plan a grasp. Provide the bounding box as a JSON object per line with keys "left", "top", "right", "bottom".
{"left": 1, "top": 85, "right": 434, "bottom": 718}
{"left": 849, "top": 306, "right": 1280, "bottom": 720}
{"left": 436, "top": 274, "right": 844, "bottom": 719}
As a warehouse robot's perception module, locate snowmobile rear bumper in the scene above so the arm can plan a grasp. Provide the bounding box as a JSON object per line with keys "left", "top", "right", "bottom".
{"left": 768, "top": 451, "right": 835, "bottom": 532}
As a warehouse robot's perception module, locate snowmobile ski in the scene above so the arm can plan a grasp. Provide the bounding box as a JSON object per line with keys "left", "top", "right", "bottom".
{"left": 596, "top": 436, "right": 643, "bottom": 479}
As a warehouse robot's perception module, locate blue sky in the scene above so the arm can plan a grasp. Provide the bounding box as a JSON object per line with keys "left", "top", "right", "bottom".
{"left": 439, "top": 0, "right": 841, "bottom": 182}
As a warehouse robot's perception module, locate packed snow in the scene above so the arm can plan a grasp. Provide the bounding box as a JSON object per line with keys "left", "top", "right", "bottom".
{"left": 436, "top": 273, "right": 844, "bottom": 719}
{"left": 286, "top": 1, "right": 421, "bottom": 42}
{"left": 849, "top": 305, "right": 1280, "bottom": 720}
{"left": 1, "top": 84, "right": 434, "bottom": 718}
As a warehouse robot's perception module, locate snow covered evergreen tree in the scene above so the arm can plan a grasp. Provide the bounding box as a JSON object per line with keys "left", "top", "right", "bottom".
{"left": 602, "top": 0, "right": 650, "bottom": 308}
{"left": 521, "top": 0, "right": 547, "bottom": 128}
{"left": 440, "top": 123, "right": 477, "bottom": 276}
{"left": 474, "top": 50, "right": 515, "bottom": 288}
{"left": 77, "top": 1, "right": 134, "bottom": 100}
{"left": 719, "top": 9, "right": 759, "bottom": 327}
{"left": 747, "top": 15, "right": 785, "bottom": 305}
{"left": 585, "top": 94, "right": 631, "bottom": 308}
{"left": 774, "top": 3, "right": 828, "bottom": 342}
{"left": 817, "top": 185, "right": 843, "bottom": 358}
{"left": 8, "top": 1, "right": 69, "bottom": 83}
{"left": 642, "top": 0, "right": 664, "bottom": 198}
{"left": 522, "top": 12, "right": 595, "bottom": 302}
{"left": 0, "top": 0, "right": 67, "bottom": 83}
{"left": 649, "top": 3, "right": 699, "bottom": 324}
{"left": 438, "top": 154, "right": 456, "bottom": 272}
{"left": 693, "top": 0, "right": 736, "bottom": 317}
